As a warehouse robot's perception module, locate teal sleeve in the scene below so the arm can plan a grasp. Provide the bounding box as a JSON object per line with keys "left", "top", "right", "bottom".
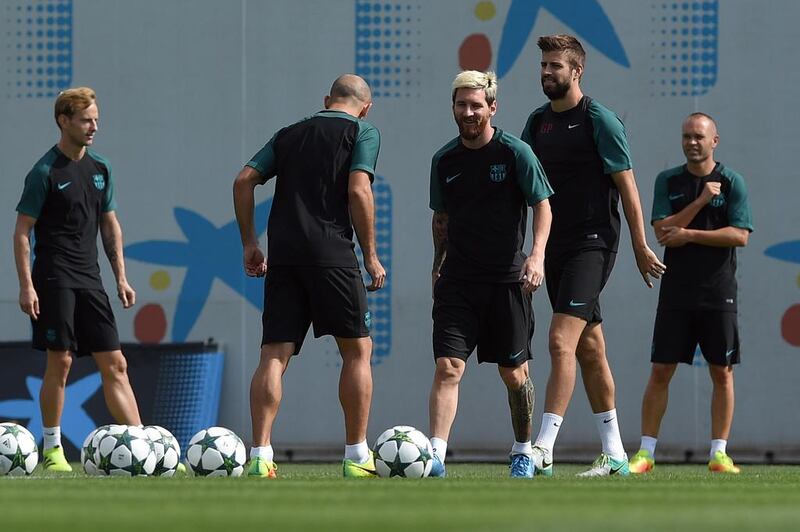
{"left": 726, "top": 171, "right": 754, "bottom": 232}
{"left": 246, "top": 132, "right": 279, "bottom": 182}
{"left": 15, "top": 165, "right": 50, "bottom": 218}
{"left": 514, "top": 141, "right": 553, "bottom": 206}
{"left": 589, "top": 102, "right": 633, "bottom": 174}
{"left": 651, "top": 172, "right": 672, "bottom": 223}
{"left": 520, "top": 112, "right": 536, "bottom": 147}
{"left": 102, "top": 163, "right": 117, "bottom": 212}
{"left": 429, "top": 155, "right": 444, "bottom": 212}
{"left": 350, "top": 121, "right": 380, "bottom": 180}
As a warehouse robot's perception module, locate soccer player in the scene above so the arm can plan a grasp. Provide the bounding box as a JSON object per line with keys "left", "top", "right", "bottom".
{"left": 629, "top": 113, "right": 752, "bottom": 475}
{"left": 233, "top": 74, "right": 385, "bottom": 479}
{"left": 428, "top": 70, "right": 553, "bottom": 478}
{"left": 521, "top": 35, "right": 665, "bottom": 476}
{"left": 13, "top": 87, "right": 142, "bottom": 472}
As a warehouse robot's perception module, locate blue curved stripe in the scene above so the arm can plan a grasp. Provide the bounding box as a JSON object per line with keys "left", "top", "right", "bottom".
{"left": 765, "top": 241, "right": 800, "bottom": 264}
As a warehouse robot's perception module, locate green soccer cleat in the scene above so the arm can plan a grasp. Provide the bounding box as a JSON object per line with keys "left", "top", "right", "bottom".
{"left": 176, "top": 462, "right": 187, "bottom": 475}
{"left": 577, "top": 453, "right": 629, "bottom": 477}
{"left": 629, "top": 449, "right": 655, "bottom": 474}
{"left": 42, "top": 446, "right": 73, "bottom": 472}
{"left": 530, "top": 445, "right": 554, "bottom": 477}
{"left": 343, "top": 455, "right": 377, "bottom": 478}
{"left": 246, "top": 457, "right": 278, "bottom": 478}
{"left": 708, "top": 451, "right": 740, "bottom": 474}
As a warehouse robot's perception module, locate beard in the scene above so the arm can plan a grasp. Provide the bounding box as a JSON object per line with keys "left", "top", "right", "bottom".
{"left": 456, "top": 115, "right": 488, "bottom": 141}
{"left": 541, "top": 76, "right": 570, "bottom": 100}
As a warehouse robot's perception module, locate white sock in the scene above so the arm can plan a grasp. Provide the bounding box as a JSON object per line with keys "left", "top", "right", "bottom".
{"left": 344, "top": 440, "right": 370, "bottom": 464}
{"left": 43, "top": 426, "right": 61, "bottom": 451}
{"left": 710, "top": 439, "right": 727, "bottom": 458}
{"left": 430, "top": 437, "right": 448, "bottom": 462}
{"left": 640, "top": 436, "right": 658, "bottom": 457}
{"left": 511, "top": 440, "right": 532, "bottom": 456}
{"left": 593, "top": 409, "right": 626, "bottom": 460}
{"left": 250, "top": 445, "right": 274, "bottom": 462}
{"left": 534, "top": 413, "right": 563, "bottom": 454}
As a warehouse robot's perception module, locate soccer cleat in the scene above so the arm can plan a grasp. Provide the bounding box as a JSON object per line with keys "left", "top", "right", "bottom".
{"left": 530, "top": 445, "right": 554, "bottom": 477}
{"left": 343, "top": 455, "right": 377, "bottom": 478}
{"left": 176, "top": 462, "right": 187, "bottom": 475}
{"left": 708, "top": 451, "right": 741, "bottom": 474}
{"left": 42, "top": 446, "right": 73, "bottom": 472}
{"left": 246, "top": 457, "right": 278, "bottom": 478}
{"left": 629, "top": 449, "right": 655, "bottom": 474}
{"left": 509, "top": 454, "right": 534, "bottom": 478}
{"left": 429, "top": 454, "right": 446, "bottom": 478}
{"left": 577, "top": 453, "right": 630, "bottom": 477}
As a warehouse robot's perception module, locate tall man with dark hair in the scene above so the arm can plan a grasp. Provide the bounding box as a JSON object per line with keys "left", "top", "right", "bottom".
{"left": 629, "top": 113, "right": 752, "bottom": 475}
{"left": 14, "top": 87, "right": 142, "bottom": 472}
{"left": 428, "top": 70, "right": 553, "bottom": 478}
{"left": 234, "top": 74, "right": 385, "bottom": 479}
{"left": 521, "top": 34, "right": 666, "bottom": 476}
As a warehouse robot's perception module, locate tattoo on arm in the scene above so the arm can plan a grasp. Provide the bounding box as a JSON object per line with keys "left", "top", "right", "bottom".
{"left": 432, "top": 212, "right": 448, "bottom": 273}
{"left": 508, "top": 377, "right": 534, "bottom": 443}
{"left": 101, "top": 222, "right": 122, "bottom": 278}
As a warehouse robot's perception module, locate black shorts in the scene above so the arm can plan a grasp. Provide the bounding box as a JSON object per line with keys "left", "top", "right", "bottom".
{"left": 261, "top": 266, "right": 370, "bottom": 353}
{"left": 432, "top": 277, "right": 533, "bottom": 367}
{"left": 651, "top": 309, "right": 740, "bottom": 366}
{"left": 544, "top": 248, "right": 616, "bottom": 324}
{"left": 31, "top": 287, "right": 120, "bottom": 357}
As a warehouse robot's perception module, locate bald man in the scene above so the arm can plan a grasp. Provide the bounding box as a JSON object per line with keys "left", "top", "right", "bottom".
{"left": 629, "top": 113, "right": 753, "bottom": 475}
{"left": 233, "top": 74, "right": 385, "bottom": 478}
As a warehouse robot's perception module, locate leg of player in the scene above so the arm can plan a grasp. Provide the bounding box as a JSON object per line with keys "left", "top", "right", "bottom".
{"left": 630, "top": 363, "right": 677, "bottom": 474}
{"left": 499, "top": 362, "right": 534, "bottom": 478}
{"left": 248, "top": 342, "right": 293, "bottom": 478}
{"left": 93, "top": 350, "right": 142, "bottom": 425}
{"left": 708, "top": 364, "right": 739, "bottom": 473}
{"left": 337, "top": 336, "right": 376, "bottom": 478}
{"left": 428, "top": 356, "right": 466, "bottom": 477}
{"left": 39, "top": 349, "right": 73, "bottom": 472}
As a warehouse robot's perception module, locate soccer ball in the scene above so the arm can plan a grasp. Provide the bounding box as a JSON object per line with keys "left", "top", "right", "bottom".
{"left": 373, "top": 425, "right": 433, "bottom": 478}
{"left": 186, "top": 426, "right": 246, "bottom": 477}
{"left": 144, "top": 425, "right": 181, "bottom": 477}
{"left": 81, "top": 424, "right": 113, "bottom": 475}
{"left": 94, "top": 425, "right": 157, "bottom": 476}
{"left": 0, "top": 422, "right": 38, "bottom": 476}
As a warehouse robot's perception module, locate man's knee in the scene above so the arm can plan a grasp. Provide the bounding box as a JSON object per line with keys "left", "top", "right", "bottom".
{"left": 650, "top": 363, "right": 677, "bottom": 385}
{"left": 45, "top": 351, "right": 72, "bottom": 383}
{"left": 434, "top": 357, "right": 465, "bottom": 385}
{"left": 709, "top": 364, "right": 734, "bottom": 387}
{"left": 499, "top": 364, "right": 529, "bottom": 390}
{"left": 96, "top": 351, "right": 129, "bottom": 381}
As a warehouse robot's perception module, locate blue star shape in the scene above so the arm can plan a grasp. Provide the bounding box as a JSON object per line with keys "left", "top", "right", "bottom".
{"left": 125, "top": 199, "right": 271, "bottom": 342}
{"left": 496, "top": 0, "right": 630, "bottom": 79}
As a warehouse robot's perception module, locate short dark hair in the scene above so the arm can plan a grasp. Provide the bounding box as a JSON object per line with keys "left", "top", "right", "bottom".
{"left": 537, "top": 34, "right": 586, "bottom": 72}
{"left": 686, "top": 112, "right": 717, "bottom": 127}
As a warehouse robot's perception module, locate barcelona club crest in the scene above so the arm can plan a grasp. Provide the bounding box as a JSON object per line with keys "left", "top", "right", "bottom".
{"left": 489, "top": 164, "right": 507, "bottom": 183}
{"left": 93, "top": 174, "right": 105, "bottom": 191}
{"left": 710, "top": 194, "right": 726, "bottom": 208}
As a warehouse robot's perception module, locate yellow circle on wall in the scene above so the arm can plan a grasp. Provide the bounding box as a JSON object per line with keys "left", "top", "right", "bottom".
{"left": 475, "top": 1, "right": 496, "bottom": 21}
{"left": 149, "top": 270, "right": 171, "bottom": 291}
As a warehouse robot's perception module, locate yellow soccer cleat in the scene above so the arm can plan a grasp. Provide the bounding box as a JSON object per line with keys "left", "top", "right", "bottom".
{"left": 42, "top": 446, "right": 73, "bottom": 472}
{"left": 246, "top": 457, "right": 278, "bottom": 478}
{"left": 708, "top": 451, "right": 740, "bottom": 474}
{"left": 343, "top": 455, "right": 377, "bottom": 478}
{"left": 629, "top": 449, "right": 655, "bottom": 474}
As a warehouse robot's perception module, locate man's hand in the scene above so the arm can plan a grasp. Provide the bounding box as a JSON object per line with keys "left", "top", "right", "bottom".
{"left": 364, "top": 256, "right": 386, "bottom": 291}
{"left": 520, "top": 255, "right": 544, "bottom": 294}
{"left": 117, "top": 279, "right": 136, "bottom": 309}
{"left": 698, "top": 181, "right": 721, "bottom": 205}
{"left": 634, "top": 245, "right": 666, "bottom": 288}
{"left": 19, "top": 286, "right": 39, "bottom": 319}
{"left": 658, "top": 226, "right": 692, "bottom": 248}
{"left": 244, "top": 245, "right": 267, "bottom": 277}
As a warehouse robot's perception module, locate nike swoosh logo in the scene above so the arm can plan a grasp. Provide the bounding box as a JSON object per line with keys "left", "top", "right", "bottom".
{"left": 668, "top": 193, "right": 684, "bottom": 200}
{"left": 553, "top": 423, "right": 560, "bottom": 427}
{"left": 510, "top": 349, "right": 525, "bottom": 358}
{"left": 569, "top": 300, "right": 586, "bottom": 307}
{"left": 725, "top": 349, "right": 736, "bottom": 357}
{"left": 445, "top": 173, "right": 462, "bottom": 184}
{"left": 542, "top": 459, "right": 553, "bottom": 468}
{"left": 603, "top": 417, "right": 616, "bottom": 424}
{"left": 58, "top": 181, "right": 72, "bottom": 190}
{"left": 568, "top": 123, "right": 580, "bottom": 129}
{"left": 610, "top": 464, "right": 624, "bottom": 474}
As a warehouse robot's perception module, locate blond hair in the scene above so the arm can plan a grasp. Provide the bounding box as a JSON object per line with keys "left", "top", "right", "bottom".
{"left": 451, "top": 70, "right": 497, "bottom": 105}
{"left": 54, "top": 87, "right": 96, "bottom": 127}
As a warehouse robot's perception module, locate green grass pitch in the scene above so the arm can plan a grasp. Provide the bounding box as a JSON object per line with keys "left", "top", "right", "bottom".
{"left": 2, "top": 463, "right": 799, "bottom": 531}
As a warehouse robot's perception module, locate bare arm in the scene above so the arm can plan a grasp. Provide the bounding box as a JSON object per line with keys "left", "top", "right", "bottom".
{"left": 658, "top": 226, "right": 749, "bottom": 248}
{"left": 653, "top": 181, "right": 721, "bottom": 239}
{"left": 520, "top": 199, "right": 551, "bottom": 293}
{"left": 611, "top": 169, "right": 666, "bottom": 288}
{"left": 233, "top": 165, "right": 267, "bottom": 277}
{"left": 431, "top": 211, "right": 448, "bottom": 295}
{"left": 13, "top": 214, "right": 39, "bottom": 319}
{"left": 100, "top": 211, "right": 136, "bottom": 308}
{"left": 349, "top": 170, "right": 385, "bottom": 291}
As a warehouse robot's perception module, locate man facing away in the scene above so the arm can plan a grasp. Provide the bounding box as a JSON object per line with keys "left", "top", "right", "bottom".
{"left": 521, "top": 34, "right": 666, "bottom": 476}
{"left": 233, "top": 74, "right": 386, "bottom": 478}
{"left": 629, "top": 113, "right": 752, "bottom": 474}
{"left": 428, "top": 70, "right": 553, "bottom": 478}
{"left": 13, "top": 87, "right": 142, "bottom": 471}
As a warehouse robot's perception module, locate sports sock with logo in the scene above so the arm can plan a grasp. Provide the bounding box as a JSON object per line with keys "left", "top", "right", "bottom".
{"left": 593, "top": 409, "right": 625, "bottom": 460}
{"left": 430, "top": 437, "right": 448, "bottom": 462}
{"left": 42, "top": 426, "right": 61, "bottom": 451}
{"left": 710, "top": 439, "right": 727, "bottom": 459}
{"left": 640, "top": 435, "right": 657, "bottom": 457}
{"left": 344, "top": 440, "right": 371, "bottom": 464}
{"left": 511, "top": 440, "right": 533, "bottom": 456}
{"left": 250, "top": 445, "right": 274, "bottom": 463}
{"left": 534, "top": 412, "right": 562, "bottom": 454}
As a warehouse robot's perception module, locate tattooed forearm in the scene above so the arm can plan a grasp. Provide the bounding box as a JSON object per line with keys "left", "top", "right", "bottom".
{"left": 432, "top": 212, "right": 449, "bottom": 273}
{"left": 508, "top": 377, "right": 534, "bottom": 442}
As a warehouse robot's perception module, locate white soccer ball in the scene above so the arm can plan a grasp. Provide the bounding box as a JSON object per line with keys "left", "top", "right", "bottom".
{"left": 94, "top": 425, "right": 157, "bottom": 476}
{"left": 373, "top": 425, "right": 434, "bottom": 478}
{"left": 0, "top": 422, "right": 38, "bottom": 476}
{"left": 81, "top": 424, "right": 113, "bottom": 476}
{"left": 144, "top": 425, "right": 181, "bottom": 477}
{"left": 186, "top": 426, "right": 246, "bottom": 477}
